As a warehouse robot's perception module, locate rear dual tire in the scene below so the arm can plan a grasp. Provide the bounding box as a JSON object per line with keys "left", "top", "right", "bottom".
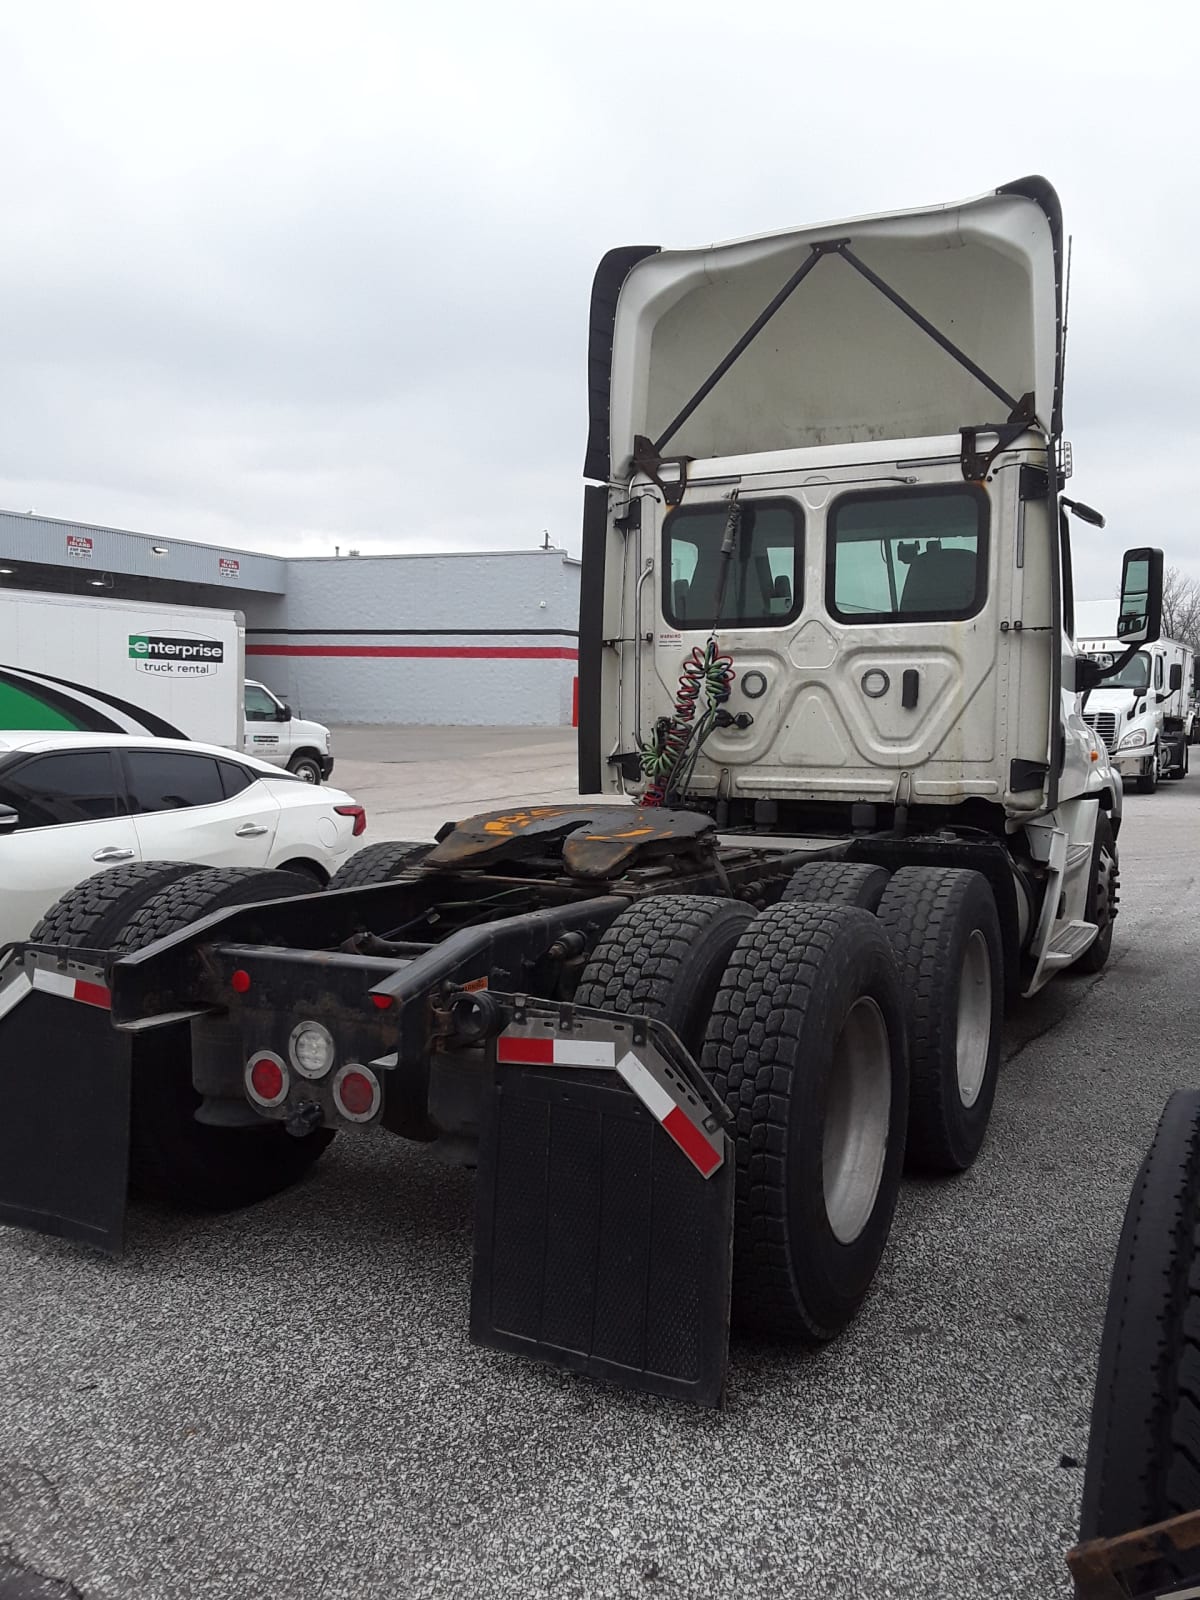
{"left": 875, "top": 867, "right": 1004, "bottom": 1174}
{"left": 33, "top": 863, "right": 333, "bottom": 1210}
{"left": 576, "top": 895, "right": 909, "bottom": 1343}
{"left": 785, "top": 860, "right": 1005, "bottom": 1175}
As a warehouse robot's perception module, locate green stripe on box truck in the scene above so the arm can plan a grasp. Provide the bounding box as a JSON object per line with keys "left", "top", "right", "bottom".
{"left": 0, "top": 680, "right": 86, "bottom": 731}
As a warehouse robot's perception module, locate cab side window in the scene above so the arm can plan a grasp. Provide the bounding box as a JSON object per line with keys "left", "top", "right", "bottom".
{"left": 244, "top": 685, "right": 280, "bottom": 721}
{"left": 125, "top": 750, "right": 225, "bottom": 813}
{"left": 0, "top": 751, "right": 121, "bottom": 829}
{"left": 1155, "top": 655, "right": 1164, "bottom": 691}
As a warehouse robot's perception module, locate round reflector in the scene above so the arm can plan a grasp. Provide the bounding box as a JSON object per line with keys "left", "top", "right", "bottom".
{"left": 332, "top": 1064, "right": 381, "bottom": 1123}
{"left": 289, "top": 1020, "right": 335, "bottom": 1080}
{"left": 231, "top": 969, "right": 251, "bottom": 994}
{"left": 245, "top": 1051, "right": 288, "bottom": 1108}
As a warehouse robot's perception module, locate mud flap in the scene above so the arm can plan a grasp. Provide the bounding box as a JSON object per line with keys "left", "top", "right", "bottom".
{"left": 0, "top": 962, "right": 130, "bottom": 1253}
{"left": 470, "top": 1010, "right": 734, "bottom": 1406}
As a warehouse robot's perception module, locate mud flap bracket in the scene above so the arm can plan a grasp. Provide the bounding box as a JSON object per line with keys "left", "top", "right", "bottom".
{"left": 470, "top": 1000, "right": 734, "bottom": 1406}
{"left": 0, "top": 951, "right": 130, "bottom": 1253}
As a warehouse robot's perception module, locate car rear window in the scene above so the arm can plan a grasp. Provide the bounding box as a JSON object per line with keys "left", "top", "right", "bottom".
{"left": 0, "top": 750, "right": 121, "bottom": 828}
{"left": 218, "top": 759, "right": 258, "bottom": 798}
{"left": 126, "top": 750, "right": 225, "bottom": 813}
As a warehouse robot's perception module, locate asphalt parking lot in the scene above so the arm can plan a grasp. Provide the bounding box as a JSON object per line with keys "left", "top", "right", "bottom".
{"left": 2, "top": 729, "right": 1199, "bottom": 1600}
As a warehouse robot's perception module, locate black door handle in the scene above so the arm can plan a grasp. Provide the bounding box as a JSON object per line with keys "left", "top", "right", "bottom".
{"left": 901, "top": 669, "right": 919, "bottom": 709}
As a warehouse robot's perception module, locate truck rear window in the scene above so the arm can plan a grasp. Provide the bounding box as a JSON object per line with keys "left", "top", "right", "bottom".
{"left": 827, "top": 487, "right": 988, "bottom": 624}
{"left": 663, "top": 500, "right": 802, "bottom": 629}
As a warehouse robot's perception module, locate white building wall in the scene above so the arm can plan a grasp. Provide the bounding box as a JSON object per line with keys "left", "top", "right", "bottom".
{"left": 242, "top": 549, "right": 581, "bottom": 727}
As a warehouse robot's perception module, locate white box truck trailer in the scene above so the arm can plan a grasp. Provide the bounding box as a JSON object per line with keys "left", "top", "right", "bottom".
{"left": 0, "top": 588, "right": 334, "bottom": 781}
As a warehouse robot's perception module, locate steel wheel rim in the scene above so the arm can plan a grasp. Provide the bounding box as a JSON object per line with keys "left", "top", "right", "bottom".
{"left": 1094, "top": 845, "right": 1118, "bottom": 945}
{"left": 299, "top": 766, "right": 318, "bottom": 783}
{"left": 823, "top": 996, "right": 892, "bottom": 1245}
{"left": 956, "top": 930, "right": 992, "bottom": 1107}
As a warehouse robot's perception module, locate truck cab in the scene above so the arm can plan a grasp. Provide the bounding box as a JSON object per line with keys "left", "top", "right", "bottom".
{"left": 1076, "top": 635, "right": 1194, "bottom": 790}
{"left": 579, "top": 176, "right": 1152, "bottom": 994}
{"left": 242, "top": 678, "right": 334, "bottom": 783}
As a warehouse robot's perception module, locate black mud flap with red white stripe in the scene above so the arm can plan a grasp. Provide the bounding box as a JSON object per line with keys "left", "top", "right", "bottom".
{"left": 0, "top": 949, "right": 130, "bottom": 1253}
{"left": 470, "top": 1000, "right": 734, "bottom": 1407}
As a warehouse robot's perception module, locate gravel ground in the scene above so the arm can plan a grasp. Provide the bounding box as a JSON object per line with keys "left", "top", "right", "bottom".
{"left": 1, "top": 771, "right": 1198, "bottom": 1599}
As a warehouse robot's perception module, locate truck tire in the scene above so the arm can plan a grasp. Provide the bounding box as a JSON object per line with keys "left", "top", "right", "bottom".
{"left": 287, "top": 752, "right": 324, "bottom": 784}
{"left": 1166, "top": 740, "right": 1189, "bottom": 780}
{"left": 875, "top": 866, "right": 1003, "bottom": 1174}
{"left": 574, "top": 895, "right": 754, "bottom": 1055}
{"left": 104, "top": 866, "right": 335, "bottom": 1207}
{"left": 1073, "top": 813, "right": 1119, "bottom": 976}
{"left": 326, "top": 840, "right": 432, "bottom": 891}
{"left": 1137, "top": 743, "right": 1161, "bottom": 794}
{"left": 28, "top": 860, "right": 212, "bottom": 947}
{"left": 780, "top": 861, "right": 890, "bottom": 912}
{"left": 702, "top": 901, "right": 908, "bottom": 1342}
{"left": 1081, "top": 1091, "right": 1200, "bottom": 1542}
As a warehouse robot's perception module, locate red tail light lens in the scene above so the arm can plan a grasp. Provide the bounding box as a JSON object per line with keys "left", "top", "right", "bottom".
{"left": 245, "top": 1051, "right": 288, "bottom": 1108}
{"left": 332, "top": 1063, "right": 381, "bottom": 1123}
{"left": 334, "top": 804, "right": 367, "bottom": 838}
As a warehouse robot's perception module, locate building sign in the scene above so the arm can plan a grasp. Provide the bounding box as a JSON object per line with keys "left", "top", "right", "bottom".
{"left": 218, "top": 557, "right": 240, "bottom": 581}
{"left": 128, "top": 634, "right": 225, "bottom": 676}
{"left": 66, "top": 534, "right": 93, "bottom": 560}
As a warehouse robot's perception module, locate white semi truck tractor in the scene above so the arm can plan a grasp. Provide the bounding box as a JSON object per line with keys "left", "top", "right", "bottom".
{"left": 0, "top": 177, "right": 1164, "bottom": 1407}
{"left": 1074, "top": 624, "right": 1194, "bottom": 791}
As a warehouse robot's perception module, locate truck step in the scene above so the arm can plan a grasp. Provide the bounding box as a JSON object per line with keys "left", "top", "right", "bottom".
{"left": 1042, "top": 919, "right": 1099, "bottom": 970}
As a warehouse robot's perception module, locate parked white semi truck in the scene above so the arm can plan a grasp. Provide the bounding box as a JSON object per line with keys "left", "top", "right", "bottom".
{"left": 1075, "top": 628, "right": 1195, "bottom": 791}
{"left": 0, "top": 587, "right": 335, "bottom": 781}
{"left": 0, "top": 177, "right": 1166, "bottom": 1407}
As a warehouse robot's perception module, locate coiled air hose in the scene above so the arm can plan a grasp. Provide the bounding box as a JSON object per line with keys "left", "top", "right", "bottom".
{"left": 640, "top": 637, "right": 736, "bottom": 807}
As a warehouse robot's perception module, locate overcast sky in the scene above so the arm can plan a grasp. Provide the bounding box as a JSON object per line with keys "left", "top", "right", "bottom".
{"left": 0, "top": 0, "right": 1195, "bottom": 601}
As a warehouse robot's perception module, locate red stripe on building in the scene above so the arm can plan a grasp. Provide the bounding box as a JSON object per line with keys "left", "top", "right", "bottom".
{"left": 246, "top": 644, "right": 578, "bottom": 661}
{"left": 495, "top": 1035, "right": 556, "bottom": 1065}
{"left": 662, "top": 1106, "right": 722, "bottom": 1177}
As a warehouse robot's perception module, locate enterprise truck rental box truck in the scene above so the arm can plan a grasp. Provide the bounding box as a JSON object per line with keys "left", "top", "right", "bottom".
{"left": 0, "top": 587, "right": 244, "bottom": 746}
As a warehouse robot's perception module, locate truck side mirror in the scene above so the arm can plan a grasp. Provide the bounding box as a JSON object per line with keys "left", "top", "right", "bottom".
{"left": 277, "top": 703, "right": 293, "bottom": 722}
{"left": 1116, "top": 547, "right": 1163, "bottom": 645}
{"left": 1171, "top": 663, "right": 1184, "bottom": 693}
{"left": 0, "top": 804, "right": 18, "bottom": 834}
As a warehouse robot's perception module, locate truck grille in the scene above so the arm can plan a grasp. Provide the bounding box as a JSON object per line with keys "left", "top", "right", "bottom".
{"left": 1084, "top": 710, "right": 1117, "bottom": 751}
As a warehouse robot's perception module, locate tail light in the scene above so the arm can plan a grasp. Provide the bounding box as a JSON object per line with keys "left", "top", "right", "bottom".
{"left": 332, "top": 1063, "right": 381, "bottom": 1123}
{"left": 245, "top": 1051, "right": 289, "bottom": 1108}
{"left": 289, "top": 1019, "right": 335, "bottom": 1079}
{"left": 335, "top": 804, "right": 367, "bottom": 838}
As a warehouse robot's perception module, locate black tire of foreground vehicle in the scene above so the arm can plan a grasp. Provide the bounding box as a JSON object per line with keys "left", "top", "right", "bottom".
{"left": 326, "top": 839, "right": 433, "bottom": 891}
{"left": 702, "top": 901, "right": 908, "bottom": 1343}
{"left": 780, "top": 860, "right": 891, "bottom": 912}
{"left": 876, "top": 866, "right": 1004, "bottom": 1174}
{"left": 1081, "top": 1091, "right": 1200, "bottom": 1544}
{"left": 574, "top": 895, "right": 755, "bottom": 1055}
{"left": 28, "top": 860, "right": 211, "bottom": 947}
{"left": 1072, "top": 812, "right": 1120, "bottom": 976}
{"left": 103, "top": 865, "right": 335, "bottom": 1208}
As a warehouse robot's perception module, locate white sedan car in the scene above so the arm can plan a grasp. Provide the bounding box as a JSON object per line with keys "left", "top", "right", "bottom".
{"left": 0, "top": 731, "right": 366, "bottom": 944}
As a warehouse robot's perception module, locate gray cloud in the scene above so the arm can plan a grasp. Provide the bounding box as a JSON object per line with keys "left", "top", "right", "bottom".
{"left": 0, "top": 0, "right": 1194, "bottom": 599}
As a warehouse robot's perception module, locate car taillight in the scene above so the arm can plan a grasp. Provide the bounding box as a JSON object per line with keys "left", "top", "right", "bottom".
{"left": 332, "top": 1063, "right": 381, "bottom": 1122}
{"left": 245, "top": 1051, "right": 289, "bottom": 1108}
{"left": 335, "top": 804, "right": 367, "bottom": 838}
